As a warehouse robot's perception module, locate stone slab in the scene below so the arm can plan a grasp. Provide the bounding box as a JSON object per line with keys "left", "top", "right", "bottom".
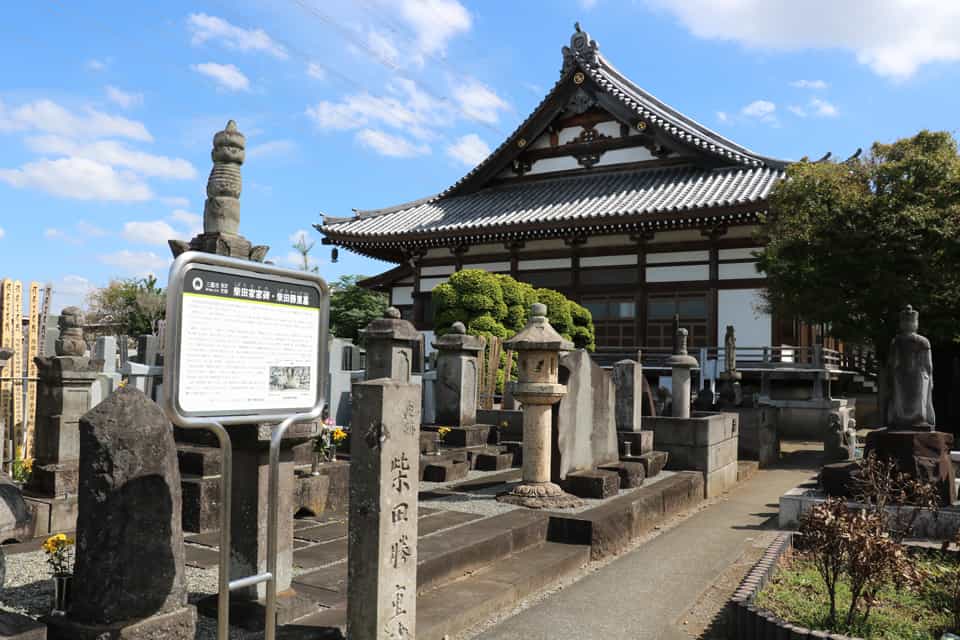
{"left": 865, "top": 428, "right": 955, "bottom": 505}
{"left": 474, "top": 451, "right": 514, "bottom": 471}
{"left": 477, "top": 409, "right": 523, "bottom": 441}
{"left": 0, "top": 611, "right": 46, "bottom": 640}
{"left": 622, "top": 451, "right": 667, "bottom": 478}
{"left": 294, "top": 539, "right": 349, "bottom": 569}
{"left": 703, "top": 462, "right": 739, "bottom": 499}
{"left": 295, "top": 521, "right": 347, "bottom": 543}
{"left": 648, "top": 413, "right": 737, "bottom": 448}
{"left": 562, "top": 470, "right": 620, "bottom": 499}
{"left": 598, "top": 461, "right": 646, "bottom": 489}
{"left": 553, "top": 350, "right": 620, "bottom": 481}
{"left": 423, "top": 459, "right": 470, "bottom": 483}
{"left": 431, "top": 424, "right": 493, "bottom": 448}
{"left": 180, "top": 475, "right": 219, "bottom": 534}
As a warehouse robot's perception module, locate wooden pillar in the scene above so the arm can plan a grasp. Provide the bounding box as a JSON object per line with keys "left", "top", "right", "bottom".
{"left": 632, "top": 231, "right": 653, "bottom": 347}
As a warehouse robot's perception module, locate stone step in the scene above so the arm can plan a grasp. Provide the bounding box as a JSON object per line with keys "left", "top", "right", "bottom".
{"left": 176, "top": 443, "right": 222, "bottom": 476}
{"left": 422, "top": 459, "right": 470, "bottom": 482}
{"left": 0, "top": 610, "right": 46, "bottom": 639}
{"left": 474, "top": 450, "right": 515, "bottom": 471}
{"left": 287, "top": 541, "right": 589, "bottom": 640}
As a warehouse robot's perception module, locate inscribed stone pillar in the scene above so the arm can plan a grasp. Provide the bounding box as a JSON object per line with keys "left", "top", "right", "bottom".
{"left": 364, "top": 308, "right": 420, "bottom": 383}
{"left": 612, "top": 359, "right": 642, "bottom": 432}
{"left": 348, "top": 379, "right": 421, "bottom": 640}
{"left": 23, "top": 308, "right": 98, "bottom": 535}
{"left": 669, "top": 328, "right": 698, "bottom": 419}
{"left": 497, "top": 304, "right": 580, "bottom": 509}
{"left": 432, "top": 321, "right": 483, "bottom": 426}
{"left": 46, "top": 387, "right": 196, "bottom": 639}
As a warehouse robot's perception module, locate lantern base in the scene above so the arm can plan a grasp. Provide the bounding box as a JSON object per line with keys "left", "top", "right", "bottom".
{"left": 497, "top": 481, "right": 583, "bottom": 509}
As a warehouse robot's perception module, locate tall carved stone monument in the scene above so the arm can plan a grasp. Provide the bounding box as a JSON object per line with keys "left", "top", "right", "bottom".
{"left": 432, "top": 321, "right": 483, "bottom": 426}
{"left": 718, "top": 325, "right": 743, "bottom": 407}
{"left": 168, "top": 120, "right": 269, "bottom": 261}
{"left": 498, "top": 304, "right": 581, "bottom": 509}
{"left": 23, "top": 307, "right": 99, "bottom": 535}
{"left": 348, "top": 312, "right": 422, "bottom": 639}
{"left": 864, "top": 305, "right": 954, "bottom": 505}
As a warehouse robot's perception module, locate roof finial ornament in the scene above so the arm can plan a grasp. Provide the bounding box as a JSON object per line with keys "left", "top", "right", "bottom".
{"left": 574, "top": 21, "right": 582, "bottom": 33}
{"left": 562, "top": 22, "right": 599, "bottom": 74}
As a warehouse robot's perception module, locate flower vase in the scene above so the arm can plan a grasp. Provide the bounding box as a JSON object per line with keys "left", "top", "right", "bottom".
{"left": 52, "top": 574, "right": 72, "bottom": 615}
{"left": 329, "top": 445, "right": 337, "bottom": 461}
{"left": 311, "top": 451, "right": 321, "bottom": 476}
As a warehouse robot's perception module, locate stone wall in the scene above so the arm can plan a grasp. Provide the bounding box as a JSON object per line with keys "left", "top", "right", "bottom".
{"left": 647, "top": 412, "right": 739, "bottom": 498}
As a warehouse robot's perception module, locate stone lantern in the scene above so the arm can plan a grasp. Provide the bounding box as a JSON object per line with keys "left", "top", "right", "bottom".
{"left": 432, "top": 321, "right": 484, "bottom": 426}
{"left": 669, "top": 328, "right": 698, "bottom": 418}
{"left": 364, "top": 307, "right": 420, "bottom": 383}
{"left": 498, "top": 303, "right": 581, "bottom": 509}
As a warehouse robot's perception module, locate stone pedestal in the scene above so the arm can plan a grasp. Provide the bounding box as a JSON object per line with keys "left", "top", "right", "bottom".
{"left": 196, "top": 422, "right": 320, "bottom": 629}
{"left": 498, "top": 304, "right": 581, "bottom": 509}
{"left": 348, "top": 379, "right": 421, "bottom": 640}
{"left": 648, "top": 412, "right": 739, "bottom": 498}
{"left": 864, "top": 428, "right": 955, "bottom": 505}
{"left": 23, "top": 355, "right": 98, "bottom": 535}
{"left": 432, "top": 322, "right": 483, "bottom": 426}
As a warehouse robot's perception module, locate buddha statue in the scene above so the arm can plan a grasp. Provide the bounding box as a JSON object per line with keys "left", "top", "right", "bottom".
{"left": 886, "top": 305, "right": 935, "bottom": 431}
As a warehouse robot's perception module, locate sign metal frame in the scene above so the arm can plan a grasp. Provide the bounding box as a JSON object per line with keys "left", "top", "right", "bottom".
{"left": 161, "top": 250, "right": 330, "bottom": 640}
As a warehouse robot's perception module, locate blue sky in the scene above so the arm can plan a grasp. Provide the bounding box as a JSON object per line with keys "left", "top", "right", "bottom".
{"left": 1, "top": 0, "right": 959, "bottom": 311}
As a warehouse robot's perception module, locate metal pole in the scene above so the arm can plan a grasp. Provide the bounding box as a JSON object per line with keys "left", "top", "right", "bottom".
{"left": 178, "top": 421, "right": 232, "bottom": 640}
{"left": 265, "top": 413, "right": 313, "bottom": 640}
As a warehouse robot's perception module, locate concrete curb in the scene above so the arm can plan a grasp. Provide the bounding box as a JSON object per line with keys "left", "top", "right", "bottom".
{"left": 726, "top": 532, "right": 865, "bottom": 640}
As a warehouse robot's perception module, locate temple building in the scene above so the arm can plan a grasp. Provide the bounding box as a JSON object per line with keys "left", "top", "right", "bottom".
{"left": 319, "top": 25, "right": 804, "bottom": 360}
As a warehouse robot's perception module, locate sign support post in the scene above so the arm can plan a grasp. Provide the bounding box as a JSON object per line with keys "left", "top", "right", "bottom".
{"left": 161, "top": 251, "right": 329, "bottom": 640}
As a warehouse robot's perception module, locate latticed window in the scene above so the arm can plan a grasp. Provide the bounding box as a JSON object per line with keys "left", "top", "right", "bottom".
{"left": 646, "top": 292, "right": 709, "bottom": 349}
{"left": 583, "top": 297, "right": 636, "bottom": 350}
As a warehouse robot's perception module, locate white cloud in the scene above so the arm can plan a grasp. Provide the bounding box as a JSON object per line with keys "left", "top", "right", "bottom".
{"left": 645, "top": 0, "right": 960, "bottom": 79}
{"left": 248, "top": 139, "right": 296, "bottom": 159}
{"left": 192, "top": 62, "right": 250, "bottom": 92}
{"left": 44, "top": 227, "right": 64, "bottom": 239}
{"left": 809, "top": 97, "right": 838, "bottom": 117}
{"left": 580, "top": 0, "right": 599, "bottom": 8}
{"left": 86, "top": 59, "right": 108, "bottom": 72}
{"left": 0, "top": 157, "right": 152, "bottom": 201}
{"left": 356, "top": 129, "right": 430, "bottom": 158}
{"left": 162, "top": 196, "right": 191, "bottom": 208}
{"left": 0, "top": 99, "right": 152, "bottom": 141}
{"left": 791, "top": 79, "right": 828, "bottom": 90}
{"left": 170, "top": 209, "right": 203, "bottom": 236}
{"left": 44, "top": 221, "right": 108, "bottom": 244}
{"left": 187, "top": 13, "right": 287, "bottom": 59}
{"left": 51, "top": 275, "right": 96, "bottom": 313}
{"left": 368, "top": 29, "right": 400, "bottom": 67}
{"left": 446, "top": 134, "right": 490, "bottom": 166}
{"left": 105, "top": 85, "right": 144, "bottom": 109}
{"left": 716, "top": 111, "right": 729, "bottom": 123}
{"left": 285, "top": 250, "right": 307, "bottom": 268}
{"left": 741, "top": 99, "right": 777, "bottom": 122}
{"left": 76, "top": 221, "right": 108, "bottom": 237}
{"left": 307, "top": 62, "right": 326, "bottom": 80}
{"left": 452, "top": 79, "right": 510, "bottom": 124}
{"left": 0, "top": 226, "right": 4, "bottom": 239}
{"left": 98, "top": 250, "right": 169, "bottom": 276}
{"left": 787, "top": 105, "right": 807, "bottom": 118}
{"left": 24, "top": 136, "right": 196, "bottom": 179}
{"left": 306, "top": 79, "right": 444, "bottom": 140}
{"left": 397, "top": 0, "right": 471, "bottom": 60}
{"left": 122, "top": 220, "right": 181, "bottom": 245}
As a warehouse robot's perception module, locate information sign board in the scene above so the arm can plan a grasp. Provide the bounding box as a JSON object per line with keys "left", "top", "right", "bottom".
{"left": 162, "top": 251, "right": 329, "bottom": 426}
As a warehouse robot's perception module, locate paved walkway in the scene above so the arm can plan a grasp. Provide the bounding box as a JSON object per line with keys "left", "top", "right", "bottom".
{"left": 475, "top": 456, "right": 818, "bottom": 640}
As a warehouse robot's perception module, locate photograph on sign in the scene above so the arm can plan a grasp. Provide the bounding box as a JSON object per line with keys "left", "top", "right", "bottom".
{"left": 164, "top": 253, "right": 329, "bottom": 424}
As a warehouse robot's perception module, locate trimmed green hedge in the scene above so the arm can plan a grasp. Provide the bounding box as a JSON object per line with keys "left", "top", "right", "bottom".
{"left": 432, "top": 269, "right": 595, "bottom": 350}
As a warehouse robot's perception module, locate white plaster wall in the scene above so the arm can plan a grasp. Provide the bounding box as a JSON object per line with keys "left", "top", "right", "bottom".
{"left": 419, "top": 277, "right": 448, "bottom": 292}
{"left": 584, "top": 234, "right": 632, "bottom": 247}
{"left": 717, "top": 288, "right": 771, "bottom": 347}
{"left": 719, "top": 262, "right": 764, "bottom": 280}
{"left": 523, "top": 239, "right": 568, "bottom": 250}
{"left": 595, "top": 146, "right": 656, "bottom": 167}
{"left": 646, "top": 250, "right": 710, "bottom": 264}
{"left": 528, "top": 156, "right": 581, "bottom": 174}
{"left": 649, "top": 229, "right": 702, "bottom": 243}
{"left": 645, "top": 264, "right": 709, "bottom": 282}
{"left": 580, "top": 254, "right": 638, "bottom": 267}
{"left": 392, "top": 286, "right": 414, "bottom": 306}
{"left": 518, "top": 257, "right": 573, "bottom": 270}
{"left": 463, "top": 261, "right": 511, "bottom": 272}
{"left": 718, "top": 247, "right": 761, "bottom": 260}
{"left": 725, "top": 225, "right": 760, "bottom": 239}
{"left": 420, "top": 264, "right": 456, "bottom": 276}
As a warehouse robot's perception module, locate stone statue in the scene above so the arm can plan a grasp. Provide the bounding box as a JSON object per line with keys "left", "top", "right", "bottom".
{"left": 824, "top": 413, "right": 856, "bottom": 462}
{"left": 55, "top": 306, "right": 86, "bottom": 357}
{"left": 887, "top": 305, "right": 935, "bottom": 431}
{"left": 675, "top": 327, "right": 688, "bottom": 356}
{"left": 724, "top": 325, "right": 736, "bottom": 374}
